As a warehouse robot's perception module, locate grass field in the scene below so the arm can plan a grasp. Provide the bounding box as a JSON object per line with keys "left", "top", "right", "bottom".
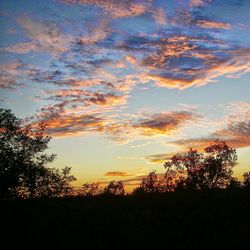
{"left": 2, "top": 190, "right": 250, "bottom": 250}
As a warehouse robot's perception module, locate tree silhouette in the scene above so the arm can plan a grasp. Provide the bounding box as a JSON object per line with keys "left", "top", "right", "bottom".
{"left": 164, "top": 141, "right": 238, "bottom": 190}
{"left": 104, "top": 180, "right": 125, "bottom": 195}
{"left": 0, "top": 108, "right": 76, "bottom": 199}
{"left": 81, "top": 182, "right": 103, "bottom": 196}
{"left": 135, "top": 170, "right": 182, "bottom": 194}
{"left": 140, "top": 171, "right": 158, "bottom": 193}
{"left": 243, "top": 171, "right": 250, "bottom": 189}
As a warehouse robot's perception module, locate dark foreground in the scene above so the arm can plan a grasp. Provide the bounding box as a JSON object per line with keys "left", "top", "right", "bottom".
{"left": 2, "top": 190, "right": 250, "bottom": 250}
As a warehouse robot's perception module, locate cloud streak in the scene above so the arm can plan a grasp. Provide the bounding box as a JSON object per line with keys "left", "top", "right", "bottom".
{"left": 133, "top": 111, "right": 198, "bottom": 136}
{"left": 104, "top": 171, "right": 132, "bottom": 177}
{"left": 170, "top": 102, "right": 250, "bottom": 151}
{"left": 3, "top": 15, "right": 72, "bottom": 55}
{"left": 60, "top": 0, "right": 151, "bottom": 18}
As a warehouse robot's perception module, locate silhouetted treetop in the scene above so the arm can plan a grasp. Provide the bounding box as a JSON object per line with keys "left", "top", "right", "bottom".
{"left": 164, "top": 140, "right": 238, "bottom": 190}
{"left": 104, "top": 180, "right": 125, "bottom": 195}
{"left": 0, "top": 108, "right": 76, "bottom": 199}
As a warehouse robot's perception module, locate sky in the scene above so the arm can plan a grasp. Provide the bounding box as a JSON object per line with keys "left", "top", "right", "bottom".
{"left": 0, "top": 0, "right": 250, "bottom": 190}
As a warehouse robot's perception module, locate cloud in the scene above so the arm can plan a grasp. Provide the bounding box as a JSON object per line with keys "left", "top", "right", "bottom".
{"left": 144, "top": 102, "right": 250, "bottom": 164}
{"left": 102, "top": 110, "right": 200, "bottom": 143}
{"left": 30, "top": 105, "right": 199, "bottom": 141}
{"left": 196, "top": 20, "right": 231, "bottom": 29}
{"left": 171, "top": 137, "right": 250, "bottom": 151}
{"left": 46, "top": 89, "right": 128, "bottom": 108}
{"left": 104, "top": 171, "right": 132, "bottom": 177}
{"left": 133, "top": 111, "right": 198, "bottom": 136}
{"left": 114, "top": 26, "right": 250, "bottom": 89}
{"left": 213, "top": 102, "right": 250, "bottom": 147}
{"left": 33, "top": 111, "right": 104, "bottom": 137}
{"left": 189, "top": 0, "right": 212, "bottom": 8}
{"left": 145, "top": 153, "right": 175, "bottom": 164}
{"left": 4, "top": 15, "right": 72, "bottom": 54}
{"left": 141, "top": 35, "right": 197, "bottom": 68}
{"left": 3, "top": 42, "right": 37, "bottom": 54}
{"left": 79, "top": 18, "right": 110, "bottom": 45}
{"left": 3, "top": 0, "right": 249, "bottom": 146}
{"left": 169, "top": 102, "right": 250, "bottom": 150}
{"left": 60, "top": 0, "right": 150, "bottom": 18}
{"left": 144, "top": 46, "right": 250, "bottom": 89}
{"left": 151, "top": 7, "right": 167, "bottom": 25}
{"left": 0, "top": 60, "right": 31, "bottom": 89}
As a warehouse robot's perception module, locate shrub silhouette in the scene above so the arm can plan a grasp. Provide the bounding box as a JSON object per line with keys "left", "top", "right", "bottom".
{"left": 0, "top": 108, "right": 76, "bottom": 199}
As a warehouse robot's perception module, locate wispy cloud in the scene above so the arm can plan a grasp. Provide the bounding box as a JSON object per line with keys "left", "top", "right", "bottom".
{"left": 133, "top": 111, "right": 199, "bottom": 136}
{"left": 169, "top": 102, "right": 250, "bottom": 150}
{"left": 145, "top": 153, "right": 175, "bottom": 164}
{"left": 3, "top": 15, "right": 72, "bottom": 54}
{"left": 0, "top": 60, "right": 30, "bottom": 89}
{"left": 151, "top": 7, "right": 167, "bottom": 25}
{"left": 196, "top": 20, "right": 231, "bottom": 30}
{"left": 60, "top": 0, "right": 151, "bottom": 18}
{"left": 189, "top": 0, "right": 212, "bottom": 8}
{"left": 104, "top": 171, "right": 132, "bottom": 177}
{"left": 33, "top": 111, "right": 104, "bottom": 137}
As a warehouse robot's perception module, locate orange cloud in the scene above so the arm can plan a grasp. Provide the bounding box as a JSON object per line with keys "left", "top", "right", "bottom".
{"left": 142, "top": 36, "right": 197, "bottom": 70}
{"left": 104, "top": 171, "right": 132, "bottom": 177}
{"left": 145, "top": 153, "right": 175, "bottom": 164}
{"left": 196, "top": 20, "right": 231, "bottom": 29}
{"left": 38, "top": 113, "right": 104, "bottom": 137}
{"left": 60, "top": 0, "right": 150, "bottom": 18}
{"left": 33, "top": 109, "right": 198, "bottom": 140}
{"left": 145, "top": 48, "right": 250, "bottom": 89}
{"left": 134, "top": 111, "right": 198, "bottom": 136}
{"left": 46, "top": 89, "right": 128, "bottom": 107}
{"left": 102, "top": 110, "right": 199, "bottom": 143}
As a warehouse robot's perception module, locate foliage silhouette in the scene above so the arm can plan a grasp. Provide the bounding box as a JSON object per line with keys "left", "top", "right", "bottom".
{"left": 164, "top": 140, "right": 238, "bottom": 191}
{"left": 81, "top": 182, "right": 103, "bottom": 196}
{"left": 243, "top": 171, "right": 250, "bottom": 189}
{"left": 0, "top": 108, "right": 76, "bottom": 199}
{"left": 103, "top": 180, "right": 125, "bottom": 195}
{"left": 140, "top": 170, "right": 158, "bottom": 193}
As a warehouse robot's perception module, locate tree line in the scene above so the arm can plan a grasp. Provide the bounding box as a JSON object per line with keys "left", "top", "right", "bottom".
{"left": 0, "top": 108, "right": 249, "bottom": 199}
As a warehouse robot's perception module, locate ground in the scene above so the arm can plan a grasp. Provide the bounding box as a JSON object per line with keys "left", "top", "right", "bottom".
{"left": 2, "top": 190, "right": 250, "bottom": 250}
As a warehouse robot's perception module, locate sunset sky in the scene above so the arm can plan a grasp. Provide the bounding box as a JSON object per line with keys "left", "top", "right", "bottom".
{"left": 0, "top": 0, "right": 250, "bottom": 189}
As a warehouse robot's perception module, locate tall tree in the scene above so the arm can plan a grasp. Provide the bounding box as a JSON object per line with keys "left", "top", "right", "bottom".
{"left": 0, "top": 109, "right": 76, "bottom": 199}
{"left": 164, "top": 141, "right": 238, "bottom": 190}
